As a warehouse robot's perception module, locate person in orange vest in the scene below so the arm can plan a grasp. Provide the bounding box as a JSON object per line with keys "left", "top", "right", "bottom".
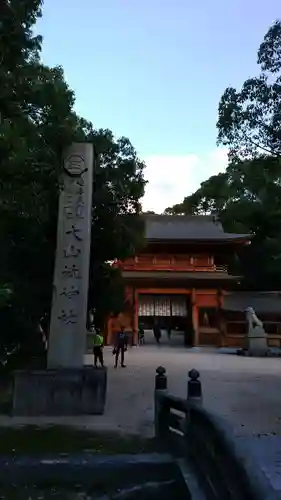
{"left": 92, "top": 327, "right": 104, "bottom": 368}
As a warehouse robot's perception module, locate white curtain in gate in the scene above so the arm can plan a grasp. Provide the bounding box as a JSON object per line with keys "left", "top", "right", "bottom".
{"left": 138, "top": 296, "right": 154, "bottom": 316}
{"left": 154, "top": 296, "right": 170, "bottom": 316}
{"left": 171, "top": 297, "right": 187, "bottom": 316}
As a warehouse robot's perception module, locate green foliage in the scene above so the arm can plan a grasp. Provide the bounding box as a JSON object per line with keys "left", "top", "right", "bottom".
{"left": 166, "top": 21, "right": 281, "bottom": 290}
{"left": 88, "top": 129, "right": 146, "bottom": 324}
{"left": 90, "top": 129, "right": 145, "bottom": 262}
{"left": 217, "top": 20, "right": 281, "bottom": 160}
{"left": 0, "top": 1, "right": 146, "bottom": 361}
{"left": 0, "top": 285, "right": 12, "bottom": 308}
{"left": 88, "top": 264, "right": 126, "bottom": 329}
{"left": 166, "top": 156, "right": 281, "bottom": 288}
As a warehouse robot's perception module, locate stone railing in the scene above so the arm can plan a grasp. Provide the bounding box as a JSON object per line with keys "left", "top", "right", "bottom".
{"left": 154, "top": 367, "right": 277, "bottom": 500}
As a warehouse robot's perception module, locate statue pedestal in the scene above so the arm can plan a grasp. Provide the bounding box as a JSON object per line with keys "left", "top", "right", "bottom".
{"left": 12, "top": 366, "right": 107, "bottom": 416}
{"left": 247, "top": 326, "right": 268, "bottom": 357}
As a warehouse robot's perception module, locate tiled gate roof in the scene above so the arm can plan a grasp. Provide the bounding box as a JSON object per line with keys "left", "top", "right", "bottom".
{"left": 144, "top": 215, "right": 251, "bottom": 241}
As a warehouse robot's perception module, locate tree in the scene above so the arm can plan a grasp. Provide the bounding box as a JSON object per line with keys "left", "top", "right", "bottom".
{"left": 217, "top": 20, "right": 281, "bottom": 160}
{"left": 0, "top": 285, "right": 12, "bottom": 308}
{"left": 165, "top": 155, "right": 281, "bottom": 289}
{"left": 164, "top": 172, "right": 230, "bottom": 217}
{"left": 166, "top": 21, "right": 281, "bottom": 290}
{"left": 215, "top": 20, "right": 281, "bottom": 286}
{"left": 87, "top": 129, "right": 146, "bottom": 326}
{"left": 0, "top": 1, "right": 146, "bottom": 363}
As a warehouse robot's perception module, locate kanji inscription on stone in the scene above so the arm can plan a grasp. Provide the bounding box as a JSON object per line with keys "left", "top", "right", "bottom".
{"left": 58, "top": 309, "right": 78, "bottom": 325}
{"left": 48, "top": 143, "right": 94, "bottom": 368}
{"left": 75, "top": 196, "right": 85, "bottom": 218}
{"left": 63, "top": 244, "right": 81, "bottom": 258}
{"left": 62, "top": 264, "right": 81, "bottom": 279}
{"left": 59, "top": 286, "right": 80, "bottom": 300}
{"left": 66, "top": 224, "right": 83, "bottom": 241}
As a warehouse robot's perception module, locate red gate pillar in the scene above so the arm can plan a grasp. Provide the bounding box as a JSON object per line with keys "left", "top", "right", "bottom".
{"left": 192, "top": 289, "right": 199, "bottom": 347}
{"left": 133, "top": 289, "right": 139, "bottom": 345}
{"left": 106, "top": 317, "right": 112, "bottom": 345}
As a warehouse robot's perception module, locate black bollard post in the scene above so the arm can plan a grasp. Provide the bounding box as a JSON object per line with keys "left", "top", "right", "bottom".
{"left": 187, "top": 368, "right": 202, "bottom": 405}
{"left": 155, "top": 366, "right": 167, "bottom": 391}
{"left": 154, "top": 366, "right": 168, "bottom": 439}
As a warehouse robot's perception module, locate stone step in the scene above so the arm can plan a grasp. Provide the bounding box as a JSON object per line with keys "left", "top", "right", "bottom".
{"left": 0, "top": 453, "right": 194, "bottom": 499}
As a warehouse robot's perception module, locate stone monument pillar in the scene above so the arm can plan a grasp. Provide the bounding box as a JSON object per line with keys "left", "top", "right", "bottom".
{"left": 47, "top": 143, "right": 93, "bottom": 368}
{"left": 12, "top": 143, "right": 107, "bottom": 416}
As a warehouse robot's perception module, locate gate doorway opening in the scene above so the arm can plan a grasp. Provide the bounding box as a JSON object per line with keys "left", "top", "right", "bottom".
{"left": 138, "top": 294, "right": 193, "bottom": 347}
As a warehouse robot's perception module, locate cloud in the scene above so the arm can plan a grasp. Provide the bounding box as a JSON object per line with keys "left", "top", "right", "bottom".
{"left": 141, "top": 148, "right": 228, "bottom": 213}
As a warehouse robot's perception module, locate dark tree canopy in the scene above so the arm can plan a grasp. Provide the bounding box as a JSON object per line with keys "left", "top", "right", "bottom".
{"left": 166, "top": 21, "right": 281, "bottom": 291}
{"left": 165, "top": 156, "right": 281, "bottom": 289}
{"left": 217, "top": 20, "right": 281, "bottom": 160}
{"left": 0, "top": 0, "right": 146, "bottom": 361}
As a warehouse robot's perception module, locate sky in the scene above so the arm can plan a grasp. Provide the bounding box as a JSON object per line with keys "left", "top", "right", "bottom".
{"left": 37, "top": 0, "right": 280, "bottom": 213}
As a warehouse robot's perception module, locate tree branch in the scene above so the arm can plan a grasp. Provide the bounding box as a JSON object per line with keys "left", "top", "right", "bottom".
{"left": 244, "top": 133, "right": 280, "bottom": 156}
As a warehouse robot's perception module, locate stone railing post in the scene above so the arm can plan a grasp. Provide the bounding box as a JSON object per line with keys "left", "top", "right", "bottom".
{"left": 187, "top": 368, "right": 202, "bottom": 405}
{"left": 154, "top": 366, "right": 169, "bottom": 439}
{"left": 155, "top": 365, "right": 167, "bottom": 391}
{"left": 184, "top": 369, "right": 202, "bottom": 444}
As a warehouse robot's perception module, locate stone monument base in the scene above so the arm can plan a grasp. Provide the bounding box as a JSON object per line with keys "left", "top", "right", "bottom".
{"left": 247, "top": 328, "right": 268, "bottom": 356}
{"left": 12, "top": 366, "right": 107, "bottom": 416}
{"left": 239, "top": 348, "right": 269, "bottom": 357}
{"left": 237, "top": 347, "right": 281, "bottom": 357}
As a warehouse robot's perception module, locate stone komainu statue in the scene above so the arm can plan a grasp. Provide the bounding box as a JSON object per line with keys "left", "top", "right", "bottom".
{"left": 245, "top": 307, "right": 263, "bottom": 330}
{"left": 244, "top": 306, "right": 268, "bottom": 355}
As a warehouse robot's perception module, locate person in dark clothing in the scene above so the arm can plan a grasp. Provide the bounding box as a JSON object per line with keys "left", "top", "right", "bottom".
{"left": 153, "top": 323, "right": 161, "bottom": 345}
{"left": 138, "top": 325, "right": 145, "bottom": 345}
{"left": 167, "top": 325, "right": 172, "bottom": 341}
{"left": 114, "top": 326, "right": 128, "bottom": 368}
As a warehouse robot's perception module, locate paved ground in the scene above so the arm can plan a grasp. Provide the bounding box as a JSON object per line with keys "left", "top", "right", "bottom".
{"left": 1, "top": 346, "right": 281, "bottom": 490}
{"left": 1, "top": 345, "right": 281, "bottom": 439}
{"left": 102, "top": 345, "right": 281, "bottom": 492}
{"left": 96, "top": 345, "right": 281, "bottom": 438}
